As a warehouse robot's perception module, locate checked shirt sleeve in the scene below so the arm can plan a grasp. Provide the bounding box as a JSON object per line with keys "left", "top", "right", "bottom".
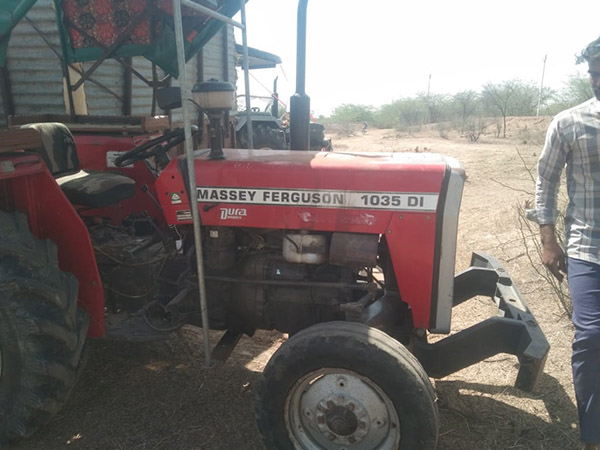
{"left": 527, "top": 117, "right": 569, "bottom": 225}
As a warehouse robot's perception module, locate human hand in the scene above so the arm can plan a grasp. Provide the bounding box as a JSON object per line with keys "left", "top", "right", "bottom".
{"left": 541, "top": 239, "right": 566, "bottom": 282}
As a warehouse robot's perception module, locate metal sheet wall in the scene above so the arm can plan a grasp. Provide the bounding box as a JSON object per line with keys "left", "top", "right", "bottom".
{"left": 1, "top": 0, "right": 64, "bottom": 127}
{"left": 1, "top": 0, "right": 237, "bottom": 127}
{"left": 83, "top": 57, "right": 157, "bottom": 117}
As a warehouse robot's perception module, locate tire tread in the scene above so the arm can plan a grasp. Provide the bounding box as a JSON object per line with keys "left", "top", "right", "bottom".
{"left": 0, "top": 211, "right": 88, "bottom": 444}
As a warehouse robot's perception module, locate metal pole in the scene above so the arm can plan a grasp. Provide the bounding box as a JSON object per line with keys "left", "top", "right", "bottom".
{"left": 172, "top": 0, "right": 212, "bottom": 367}
{"left": 240, "top": 0, "right": 253, "bottom": 149}
{"left": 536, "top": 54, "right": 547, "bottom": 117}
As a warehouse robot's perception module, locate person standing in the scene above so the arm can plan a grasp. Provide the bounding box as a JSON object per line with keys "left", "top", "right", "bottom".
{"left": 528, "top": 36, "right": 600, "bottom": 450}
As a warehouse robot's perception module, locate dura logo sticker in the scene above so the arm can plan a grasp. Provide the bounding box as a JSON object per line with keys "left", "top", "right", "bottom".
{"left": 170, "top": 193, "right": 182, "bottom": 204}
{"left": 220, "top": 208, "right": 247, "bottom": 220}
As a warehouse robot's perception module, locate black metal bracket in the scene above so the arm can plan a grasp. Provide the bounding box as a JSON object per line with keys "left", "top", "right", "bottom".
{"left": 413, "top": 252, "right": 549, "bottom": 392}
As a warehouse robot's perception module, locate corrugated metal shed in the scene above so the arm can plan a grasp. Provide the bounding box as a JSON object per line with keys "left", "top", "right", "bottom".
{"left": 0, "top": 0, "right": 237, "bottom": 127}
{"left": 1, "top": 0, "right": 64, "bottom": 126}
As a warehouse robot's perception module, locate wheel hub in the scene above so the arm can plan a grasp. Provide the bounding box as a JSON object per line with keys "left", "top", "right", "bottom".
{"left": 287, "top": 370, "right": 400, "bottom": 450}
{"left": 325, "top": 405, "right": 358, "bottom": 436}
{"left": 315, "top": 394, "right": 369, "bottom": 445}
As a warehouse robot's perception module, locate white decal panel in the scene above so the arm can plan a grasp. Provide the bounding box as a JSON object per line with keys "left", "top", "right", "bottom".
{"left": 106, "top": 151, "right": 133, "bottom": 168}
{"left": 176, "top": 210, "right": 192, "bottom": 221}
{"left": 197, "top": 187, "right": 438, "bottom": 212}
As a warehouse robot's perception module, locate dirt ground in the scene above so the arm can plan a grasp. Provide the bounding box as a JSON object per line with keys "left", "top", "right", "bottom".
{"left": 8, "top": 117, "right": 582, "bottom": 450}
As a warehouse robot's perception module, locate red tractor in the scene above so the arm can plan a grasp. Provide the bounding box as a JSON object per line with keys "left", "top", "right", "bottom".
{"left": 0, "top": 1, "right": 548, "bottom": 449}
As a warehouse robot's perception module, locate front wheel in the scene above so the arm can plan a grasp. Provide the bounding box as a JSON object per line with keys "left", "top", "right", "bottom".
{"left": 256, "top": 321, "right": 438, "bottom": 450}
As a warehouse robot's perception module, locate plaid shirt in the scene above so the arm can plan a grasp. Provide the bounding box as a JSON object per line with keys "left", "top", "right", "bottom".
{"left": 528, "top": 97, "right": 600, "bottom": 264}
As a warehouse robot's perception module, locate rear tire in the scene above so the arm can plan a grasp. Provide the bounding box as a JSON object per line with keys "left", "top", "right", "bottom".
{"left": 0, "top": 211, "right": 88, "bottom": 444}
{"left": 256, "top": 321, "right": 438, "bottom": 450}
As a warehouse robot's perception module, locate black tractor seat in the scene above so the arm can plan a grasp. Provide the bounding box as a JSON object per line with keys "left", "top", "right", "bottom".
{"left": 57, "top": 170, "right": 136, "bottom": 209}
{"left": 21, "top": 122, "right": 136, "bottom": 209}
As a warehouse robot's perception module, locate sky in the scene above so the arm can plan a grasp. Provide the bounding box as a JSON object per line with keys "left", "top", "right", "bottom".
{"left": 232, "top": 0, "right": 600, "bottom": 117}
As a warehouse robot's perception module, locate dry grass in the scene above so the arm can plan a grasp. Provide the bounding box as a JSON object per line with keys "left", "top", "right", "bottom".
{"left": 9, "top": 117, "right": 581, "bottom": 450}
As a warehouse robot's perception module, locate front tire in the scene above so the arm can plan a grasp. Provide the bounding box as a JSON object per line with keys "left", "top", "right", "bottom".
{"left": 0, "top": 211, "right": 89, "bottom": 444}
{"left": 256, "top": 321, "right": 438, "bottom": 450}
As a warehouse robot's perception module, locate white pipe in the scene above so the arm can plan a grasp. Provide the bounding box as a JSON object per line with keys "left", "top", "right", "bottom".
{"left": 172, "top": 0, "right": 212, "bottom": 367}
{"left": 240, "top": 0, "right": 253, "bottom": 149}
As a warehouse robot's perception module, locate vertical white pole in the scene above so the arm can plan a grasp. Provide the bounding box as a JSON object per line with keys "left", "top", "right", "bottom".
{"left": 172, "top": 0, "right": 212, "bottom": 367}
{"left": 536, "top": 54, "right": 547, "bottom": 117}
{"left": 240, "top": 0, "right": 253, "bottom": 149}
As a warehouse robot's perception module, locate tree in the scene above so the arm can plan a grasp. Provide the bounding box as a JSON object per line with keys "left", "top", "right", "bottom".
{"left": 328, "top": 104, "right": 375, "bottom": 123}
{"left": 373, "top": 101, "right": 403, "bottom": 128}
{"left": 482, "top": 80, "right": 525, "bottom": 138}
{"left": 550, "top": 73, "right": 594, "bottom": 113}
{"left": 396, "top": 97, "right": 427, "bottom": 129}
{"left": 509, "top": 82, "right": 544, "bottom": 116}
{"left": 372, "top": 98, "right": 426, "bottom": 131}
{"left": 418, "top": 92, "right": 451, "bottom": 124}
{"left": 452, "top": 90, "right": 480, "bottom": 133}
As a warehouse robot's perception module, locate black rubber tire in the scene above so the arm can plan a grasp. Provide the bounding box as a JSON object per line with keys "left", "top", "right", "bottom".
{"left": 238, "top": 123, "right": 288, "bottom": 150}
{"left": 256, "top": 321, "right": 439, "bottom": 450}
{"left": 0, "top": 211, "right": 89, "bottom": 445}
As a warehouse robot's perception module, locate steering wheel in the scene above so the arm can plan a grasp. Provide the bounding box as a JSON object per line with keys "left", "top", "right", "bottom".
{"left": 114, "top": 127, "right": 197, "bottom": 168}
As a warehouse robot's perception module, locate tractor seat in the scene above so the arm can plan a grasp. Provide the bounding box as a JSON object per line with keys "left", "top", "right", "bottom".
{"left": 57, "top": 170, "right": 136, "bottom": 209}
{"left": 21, "top": 122, "right": 136, "bottom": 209}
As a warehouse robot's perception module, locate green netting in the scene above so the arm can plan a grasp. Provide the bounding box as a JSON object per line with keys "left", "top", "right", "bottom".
{"left": 1, "top": 0, "right": 244, "bottom": 76}
{"left": 52, "top": 0, "right": 244, "bottom": 78}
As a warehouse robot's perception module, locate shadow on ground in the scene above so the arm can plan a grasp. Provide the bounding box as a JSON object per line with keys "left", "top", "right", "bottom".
{"left": 8, "top": 331, "right": 273, "bottom": 450}
{"left": 8, "top": 331, "right": 580, "bottom": 450}
{"left": 436, "top": 373, "right": 580, "bottom": 450}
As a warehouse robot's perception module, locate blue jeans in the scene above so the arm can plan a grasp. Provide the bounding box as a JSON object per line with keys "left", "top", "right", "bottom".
{"left": 567, "top": 257, "right": 600, "bottom": 444}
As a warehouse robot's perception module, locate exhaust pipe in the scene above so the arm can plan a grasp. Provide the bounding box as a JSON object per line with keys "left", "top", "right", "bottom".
{"left": 289, "top": 0, "right": 310, "bottom": 150}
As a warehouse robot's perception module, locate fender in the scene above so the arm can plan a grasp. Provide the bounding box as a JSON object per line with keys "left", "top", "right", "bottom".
{"left": 0, "top": 153, "right": 105, "bottom": 337}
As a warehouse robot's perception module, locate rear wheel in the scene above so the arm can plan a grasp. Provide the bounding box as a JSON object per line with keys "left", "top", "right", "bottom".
{"left": 0, "top": 211, "right": 88, "bottom": 444}
{"left": 256, "top": 321, "right": 438, "bottom": 450}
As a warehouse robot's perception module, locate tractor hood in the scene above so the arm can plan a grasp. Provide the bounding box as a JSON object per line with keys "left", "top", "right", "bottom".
{"left": 0, "top": 0, "right": 246, "bottom": 76}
